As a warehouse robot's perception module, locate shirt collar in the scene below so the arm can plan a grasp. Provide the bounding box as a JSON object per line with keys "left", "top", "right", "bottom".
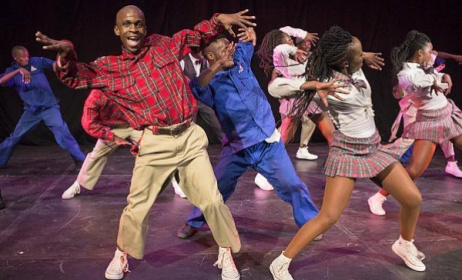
{"left": 332, "top": 70, "right": 353, "bottom": 83}
{"left": 403, "top": 62, "right": 420, "bottom": 70}
{"left": 332, "top": 69, "right": 367, "bottom": 90}
{"left": 120, "top": 44, "right": 149, "bottom": 60}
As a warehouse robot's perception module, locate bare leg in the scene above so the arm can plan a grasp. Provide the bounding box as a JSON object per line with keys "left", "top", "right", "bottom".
{"left": 374, "top": 162, "right": 421, "bottom": 240}
{"left": 451, "top": 134, "right": 462, "bottom": 152}
{"left": 313, "top": 112, "right": 335, "bottom": 146}
{"left": 280, "top": 116, "right": 299, "bottom": 145}
{"left": 379, "top": 139, "right": 436, "bottom": 197}
{"left": 284, "top": 176, "right": 355, "bottom": 258}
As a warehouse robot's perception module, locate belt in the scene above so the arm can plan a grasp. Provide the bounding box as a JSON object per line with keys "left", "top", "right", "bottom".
{"left": 149, "top": 121, "right": 191, "bottom": 136}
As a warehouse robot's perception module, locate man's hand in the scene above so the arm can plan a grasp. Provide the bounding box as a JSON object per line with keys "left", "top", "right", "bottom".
{"left": 237, "top": 27, "right": 256, "bottom": 46}
{"left": 35, "top": 31, "right": 73, "bottom": 55}
{"left": 18, "top": 68, "right": 31, "bottom": 84}
{"left": 113, "top": 135, "right": 133, "bottom": 146}
{"left": 363, "top": 52, "right": 385, "bottom": 71}
{"left": 216, "top": 9, "right": 256, "bottom": 37}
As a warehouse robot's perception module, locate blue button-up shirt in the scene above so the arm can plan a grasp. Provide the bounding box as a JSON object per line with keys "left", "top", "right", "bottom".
{"left": 190, "top": 41, "right": 275, "bottom": 153}
{"left": 0, "top": 57, "right": 58, "bottom": 110}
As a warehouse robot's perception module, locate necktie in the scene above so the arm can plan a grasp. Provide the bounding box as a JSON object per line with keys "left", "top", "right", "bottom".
{"left": 352, "top": 79, "right": 367, "bottom": 91}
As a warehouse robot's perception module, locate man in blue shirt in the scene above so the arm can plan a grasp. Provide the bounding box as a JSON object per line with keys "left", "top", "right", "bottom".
{"left": 0, "top": 46, "right": 85, "bottom": 168}
{"left": 177, "top": 29, "right": 320, "bottom": 239}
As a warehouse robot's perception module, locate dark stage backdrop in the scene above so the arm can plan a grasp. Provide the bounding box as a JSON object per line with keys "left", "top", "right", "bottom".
{"left": 1, "top": 0, "right": 462, "bottom": 145}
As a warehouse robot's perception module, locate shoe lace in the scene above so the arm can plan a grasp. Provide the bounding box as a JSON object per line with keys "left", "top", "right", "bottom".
{"left": 214, "top": 248, "right": 236, "bottom": 272}
{"left": 275, "top": 261, "right": 291, "bottom": 278}
{"left": 403, "top": 241, "right": 421, "bottom": 264}
{"left": 110, "top": 253, "right": 130, "bottom": 273}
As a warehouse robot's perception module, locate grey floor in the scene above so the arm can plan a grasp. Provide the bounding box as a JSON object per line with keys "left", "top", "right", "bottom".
{"left": 0, "top": 143, "right": 461, "bottom": 280}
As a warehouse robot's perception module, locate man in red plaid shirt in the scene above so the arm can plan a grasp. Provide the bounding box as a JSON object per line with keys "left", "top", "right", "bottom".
{"left": 36, "top": 5, "right": 256, "bottom": 280}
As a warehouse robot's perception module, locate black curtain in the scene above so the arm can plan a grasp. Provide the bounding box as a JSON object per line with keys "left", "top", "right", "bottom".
{"left": 1, "top": 0, "right": 462, "bottom": 145}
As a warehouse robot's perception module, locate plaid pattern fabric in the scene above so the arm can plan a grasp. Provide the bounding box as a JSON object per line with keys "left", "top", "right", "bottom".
{"left": 81, "top": 89, "right": 128, "bottom": 141}
{"left": 57, "top": 16, "right": 221, "bottom": 131}
{"left": 403, "top": 99, "right": 462, "bottom": 143}
{"left": 324, "top": 130, "right": 407, "bottom": 178}
{"left": 279, "top": 98, "right": 323, "bottom": 117}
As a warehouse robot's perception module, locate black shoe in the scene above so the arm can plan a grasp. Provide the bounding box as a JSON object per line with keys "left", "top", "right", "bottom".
{"left": 177, "top": 224, "right": 198, "bottom": 239}
{"left": 0, "top": 189, "right": 5, "bottom": 210}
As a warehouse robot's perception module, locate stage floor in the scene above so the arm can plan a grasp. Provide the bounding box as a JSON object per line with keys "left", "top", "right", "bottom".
{"left": 1, "top": 143, "right": 461, "bottom": 280}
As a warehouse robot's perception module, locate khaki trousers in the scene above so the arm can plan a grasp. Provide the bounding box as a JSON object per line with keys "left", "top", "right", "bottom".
{"left": 77, "top": 127, "right": 142, "bottom": 190}
{"left": 117, "top": 123, "right": 241, "bottom": 259}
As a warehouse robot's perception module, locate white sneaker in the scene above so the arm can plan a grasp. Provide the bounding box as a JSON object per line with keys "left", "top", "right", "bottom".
{"left": 445, "top": 161, "right": 462, "bottom": 178}
{"left": 214, "top": 247, "right": 240, "bottom": 280}
{"left": 105, "top": 248, "right": 130, "bottom": 280}
{"left": 171, "top": 178, "right": 186, "bottom": 198}
{"left": 254, "top": 173, "right": 274, "bottom": 191}
{"left": 62, "top": 181, "right": 81, "bottom": 200}
{"left": 368, "top": 192, "right": 387, "bottom": 216}
{"left": 270, "top": 252, "right": 294, "bottom": 280}
{"left": 296, "top": 147, "right": 318, "bottom": 160}
{"left": 391, "top": 237, "right": 426, "bottom": 272}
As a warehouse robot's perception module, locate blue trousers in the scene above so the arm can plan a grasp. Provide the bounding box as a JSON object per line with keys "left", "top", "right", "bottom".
{"left": 0, "top": 105, "right": 85, "bottom": 167}
{"left": 186, "top": 140, "right": 319, "bottom": 228}
{"left": 400, "top": 143, "right": 414, "bottom": 165}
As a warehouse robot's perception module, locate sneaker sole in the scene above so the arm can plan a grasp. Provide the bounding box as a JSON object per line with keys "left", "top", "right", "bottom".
{"left": 221, "top": 273, "right": 240, "bottom": 280}
{"left": 391, "top": 243, "right": 426, "bottom": 272}
{"left": 295, "top": 155, "right": 318, "bottom": 160}
{"left": 105, "top": 272, "right": 124, "bottom": 280}
{"left": 270, "top": 264, "right": 292, "bottom": 280}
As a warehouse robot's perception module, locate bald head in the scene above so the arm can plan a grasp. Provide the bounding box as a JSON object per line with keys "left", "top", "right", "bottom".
{"left": 12, "top": 45, "right": 27, "bottom": 57}
{"left": 116, "top": 5, "right": 145, "bottom": 25}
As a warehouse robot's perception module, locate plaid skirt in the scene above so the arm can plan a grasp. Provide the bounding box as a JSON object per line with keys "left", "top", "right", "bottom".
{"left": 324, "top": 130, "right": 407, "bottom": 178}
{"left": 403, "top": 99, "right": 462, "bottom": 143}
{"left": 279, "top": 98, "right": 323, "bottom": 117}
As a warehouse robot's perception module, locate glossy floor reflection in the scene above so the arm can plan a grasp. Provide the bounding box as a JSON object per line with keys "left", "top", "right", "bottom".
{"left": 0, "top": 143, "right": 461, "bottom": 280}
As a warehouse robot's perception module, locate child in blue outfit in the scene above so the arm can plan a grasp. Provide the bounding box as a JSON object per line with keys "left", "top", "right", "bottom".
{"left": 177, "top": 28, "right": 342, "bottom": 240}
{"left": 0, "top": 46, "right": 85, "bottom": 168}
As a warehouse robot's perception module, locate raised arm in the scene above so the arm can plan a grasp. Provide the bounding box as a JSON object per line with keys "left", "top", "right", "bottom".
{"left": 436, "top": 51, "right": 462, "bottom": 65}
{"left": 0, "top": 68, "right": 31, "bottom": 85}
{"left": 170, "top": 10, "right": 256, "bottom": 61}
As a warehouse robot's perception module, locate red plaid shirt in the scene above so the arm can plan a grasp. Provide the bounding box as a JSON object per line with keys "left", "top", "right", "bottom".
{"left": 81, "top": 89, "right": 127, "bottom": 141}
{"left": 58, "top": 15, "right": 222, "bottom": 131}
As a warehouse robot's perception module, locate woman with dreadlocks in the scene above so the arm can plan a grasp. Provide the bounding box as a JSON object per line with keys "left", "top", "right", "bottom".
{"left": 257, "top": 26, "right": 323, "bottom": 158}
{"left": 251, "top": 26, "right": 320, "bottom": 191}
{"left": 269, "top": 26, "right": 426, "bottom": 280}
{"left": 366, "top": 31, "right": 462, "bottom": 216}
{"left": 257, "top": 27, "right": 385, "bottom": 147}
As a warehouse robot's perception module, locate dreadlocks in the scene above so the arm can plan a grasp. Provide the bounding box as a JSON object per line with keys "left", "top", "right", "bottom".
{"left": 256, "top": 29, "right": 285, "bottom": 77}
{"left": 290, "top": 26, "right": 353, "bottom": 123}
{"left": 390, "top": 30, "right": 431, "bottom": 86}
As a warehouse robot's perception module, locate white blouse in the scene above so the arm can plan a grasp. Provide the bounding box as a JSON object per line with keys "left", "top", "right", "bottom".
{"left": 323, "top": 69, "right": 376, "bottom": 138}
{"left": 397, "top": 62, "right": 447, "bottom": 110}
